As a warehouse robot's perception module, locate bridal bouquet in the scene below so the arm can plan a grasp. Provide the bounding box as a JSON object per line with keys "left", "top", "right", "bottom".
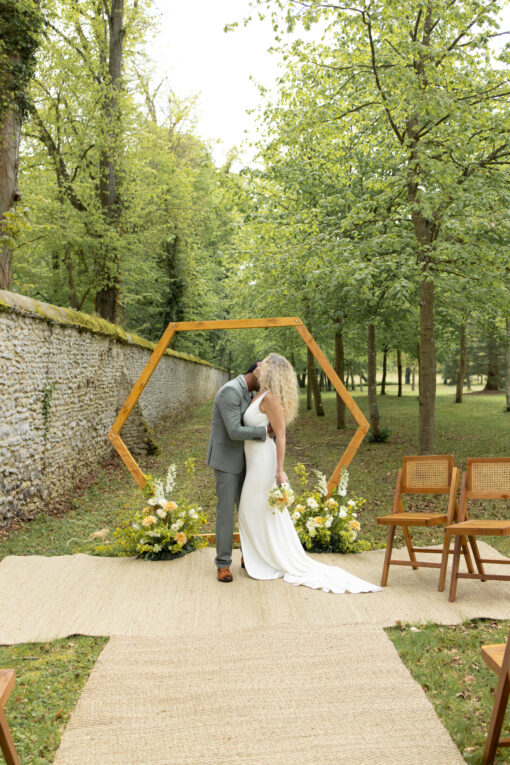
{"left": 96, "top": 461, "right": 209, "bottom": 560}
{"left": 289, "top": 463, "right": 371, "bottom": 554}
{"left": 268, "top": 482, "right": 295, "bottom": 513}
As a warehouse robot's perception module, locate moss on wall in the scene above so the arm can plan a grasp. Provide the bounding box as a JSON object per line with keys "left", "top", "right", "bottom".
{"left": 0, "top": 290, "right": 225, "bottom": 370}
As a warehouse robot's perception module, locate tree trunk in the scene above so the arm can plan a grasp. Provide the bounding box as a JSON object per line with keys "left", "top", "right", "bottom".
{"left": 411, "top": 366, "right": 416, "bottom": 391}
{"left": 397, "top": 350, "right": 403, "bottom": 397}
{"left": 380, "top": 346, "right": 388, "bottom": 395}
{"left": 306, "top": 366, "right": 312, "bottom": 409}
{"left": 348, "top": 360, "right": 354, "bottom": 390}
{"left": 506, "top": 318, "right": 510, "bottom": 412}
{"left": 307, "top": 348, "right": 324, "bottom": 416}
{"left": 0, "top": 59, "right": 22, "bottom": 290}
{"left": 335, "top": 326, "right": 346, "bottom": 429}
{"left": 95, "top": 0, "right": 125, "bottom": 322}
{"left": 367, "top": 324, "right": 380, "bottom": 437}
{"left": 359, "top": 363, "right": 363, "bottom": 392}
{"left": 418, "top": 279, "right": 435, "bottom": 453}
{"left": 455, "top": 323, "right": 467, "bottom": 404}
{"left": 485, "top": 330, "right": 501, "bottom": 391}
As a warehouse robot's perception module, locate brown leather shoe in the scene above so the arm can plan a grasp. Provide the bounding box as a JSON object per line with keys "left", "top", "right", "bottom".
{"left": 217, "top": 566, "right": 233, "bottom": 583}
{"left": 241, "top": 556, "right": 245, "bottom": 569}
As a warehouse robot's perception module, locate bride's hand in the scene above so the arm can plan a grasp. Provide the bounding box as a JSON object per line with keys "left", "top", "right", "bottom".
{"left": 276, "top": 470, "right": 288, "bottom": 485}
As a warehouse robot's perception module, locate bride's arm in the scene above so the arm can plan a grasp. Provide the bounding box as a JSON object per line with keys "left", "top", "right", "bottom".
{"left": 261, "top": 392, "right": 288, "bottom": 484}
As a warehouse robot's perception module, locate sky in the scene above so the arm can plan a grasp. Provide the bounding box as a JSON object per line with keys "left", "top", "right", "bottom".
{"left": 151, "top": 1, "right": 510, "bottom": 167}
{"left": 150, "top": 0, "right": 316, "bottom": 165}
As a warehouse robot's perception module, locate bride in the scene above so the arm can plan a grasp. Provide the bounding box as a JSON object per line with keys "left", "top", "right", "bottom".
{"left": 239, "top": 353, "right": 381, "bottom": 594}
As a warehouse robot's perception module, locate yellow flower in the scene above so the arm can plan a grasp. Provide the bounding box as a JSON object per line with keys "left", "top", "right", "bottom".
{"left": 349, "top": 519, "right": 361, "bottom": 532}
{"left": 314, "top": 516, "right": 324, "bottom": 526}
{"left": 141, "top": 506, "right": 153, "bottom": 515}
{"left": 175, "top": 531, "right": 187, "bottom": 546}
{"left": 142, "top": 515, "right": 157, "bottom": 527}
{"left": 164, "top": 501, "right": 178, "bottom": 512}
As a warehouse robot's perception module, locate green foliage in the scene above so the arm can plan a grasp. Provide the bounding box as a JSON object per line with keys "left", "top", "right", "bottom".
{"left": 0, "top": 0, "right": 44, "bottom": 118}
{"left": 367, "top": 425, "right": 392, "bottom": 443}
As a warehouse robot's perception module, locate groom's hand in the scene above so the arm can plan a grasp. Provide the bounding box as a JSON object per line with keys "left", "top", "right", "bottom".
{"left": 267, "top": 424, "right": 276, "bottom": 439}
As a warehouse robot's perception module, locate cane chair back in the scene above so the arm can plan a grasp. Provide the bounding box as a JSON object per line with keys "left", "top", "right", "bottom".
{"left": 401, "top": 456, "right": 452, "bottom": 494}
{"left": 468, "top": 459, "right": 510, "bottom": 499}
{"left": 377, "top": 455, "right": 468, "bottom": 588}
{"left": 444, "top": 458, "right": 510, "bottom": 602}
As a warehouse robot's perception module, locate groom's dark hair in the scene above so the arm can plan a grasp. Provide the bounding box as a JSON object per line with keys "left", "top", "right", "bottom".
{"left": 245, "top": 360, "right": 262, "bottom": 374}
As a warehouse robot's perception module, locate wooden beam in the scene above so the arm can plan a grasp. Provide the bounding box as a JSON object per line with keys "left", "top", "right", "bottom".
{"left": 108, "top": 316, "right": 368, "bottom": 500}
{"left": 108, "top": 432, "right": 146, "bottom": 489}
{"left": 169, "top": 318, "right": 303, "bottom": 331}
{"left": 110, "top": 326, "right": 177, "bottom": 435}
{"left": 294, "top": 324, "right": 369, "bottom": 493}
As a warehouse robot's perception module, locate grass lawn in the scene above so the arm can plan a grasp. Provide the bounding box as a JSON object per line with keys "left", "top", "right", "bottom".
{"left": 0, "top": 635, "right": 107, "bottom": 763}
{"left": 387, "top": 619, "right": 510, "bottom": 764}
{"left": 0, "top": 382, "right": 508, "bottom": 762}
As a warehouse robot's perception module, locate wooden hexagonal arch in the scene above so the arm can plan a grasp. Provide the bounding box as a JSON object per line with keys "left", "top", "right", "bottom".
{"left": 108, "top": 317, "right": 369, "bottom": 495}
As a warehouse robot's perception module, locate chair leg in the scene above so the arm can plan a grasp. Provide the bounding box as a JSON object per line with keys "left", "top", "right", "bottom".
{"left": 468, "top": 536, "right": 487, "bottom": 581}
{"left": 449, "top": 534, "right": 462, "bottom": 602}
{"left": 0, "top": 708, "right": 20, "bottom": 765}
{"left": 381, "top": 525, "right": 396, "bottom": 586}
{"left": 402, "top": 526, "right": 419, "bottom": 570}
{"left": 461, "top": 535, "right": 475, "bottom": 574}
{"left": 482, "top": 674, "right": 510, "bottom": 765}
{"left": 438, "top": 530, "right": 451, "bottom": 592}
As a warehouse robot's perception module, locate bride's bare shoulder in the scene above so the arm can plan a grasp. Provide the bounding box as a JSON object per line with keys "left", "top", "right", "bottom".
{"left": 259, "top": 390, "right": 278, "bottom": 412}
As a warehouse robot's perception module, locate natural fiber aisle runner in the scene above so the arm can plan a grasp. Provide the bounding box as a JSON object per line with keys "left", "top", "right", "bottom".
{"left": 1, "top": 543, "right": 510, "bottom": 642}
{"left": 53, "top": 625, "right": 463, "bottom": 765}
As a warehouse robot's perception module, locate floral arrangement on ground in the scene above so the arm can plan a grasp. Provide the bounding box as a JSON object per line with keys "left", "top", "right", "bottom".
{"left": 271, "top": 463, "right": 371, "bottom": 554}
{"left": 95, "top": 460, "right": 209, "bottom": 560}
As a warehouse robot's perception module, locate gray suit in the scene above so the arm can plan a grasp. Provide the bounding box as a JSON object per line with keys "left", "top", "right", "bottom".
{"left": 207, "top": 375, "right": 267, "bottom": 568}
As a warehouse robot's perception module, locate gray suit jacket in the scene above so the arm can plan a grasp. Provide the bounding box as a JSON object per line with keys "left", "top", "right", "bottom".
{"left": 206, "top": 375, "right": 267, "bottom": 473}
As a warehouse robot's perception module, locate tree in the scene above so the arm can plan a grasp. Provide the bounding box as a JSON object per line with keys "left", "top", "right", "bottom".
{"left": 249, "top": 0, "right": 510, "bottom": 452}
{"left": 0, "top": 0, "right": 43, "bottom": 289}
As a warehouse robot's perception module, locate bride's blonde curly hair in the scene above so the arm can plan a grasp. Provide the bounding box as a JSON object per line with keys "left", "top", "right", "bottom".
{"left": 258, "top": 353, "right": 299, "bottom": 425}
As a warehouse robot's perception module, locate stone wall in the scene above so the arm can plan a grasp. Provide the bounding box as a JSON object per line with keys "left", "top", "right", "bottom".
{"left": 0, "top": 291, "right": 227, "bottom": 525}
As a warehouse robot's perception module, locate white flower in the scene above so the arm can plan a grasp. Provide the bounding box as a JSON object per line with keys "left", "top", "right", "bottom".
{"left": 132, "top": 523, "right": 140, "bottom": 531}
{"left": 291, "top": 511, "right": 301, "bottom": 522}
{"left": 165, "top": 464, "right": 177, "bottom": 495}
{"left": 338, "top": 506, "right": 347, "bottom": 519}
{"left": 156, "top": 508, "right": 167, "bottom": 519}
{"left": 337, "top": 488, "right": 347, "bottom": 497}
{"left": 171, "top": 519, "right": 183, "bottom": 531}
{"left": 153, "top": 479, "right": 166, "bottom": 507}
{"left": 325, "top": 515, "right": 333, "bottom": 528}
{"left": 305, "top": 519, "right": 317, "bottom": 537}
{"left": 147, "top": 498, "right": 156, "bottom": 506}
{"left": 306, "top": 497, "right": 319, "bottom": 509}
{"left": 347, "top": 500, "right": 356, "bottom": 507}
{"left": 152, "top": 544, "right": 162, "bottom": 553}
{"left": 313, "top": 469, "right": 328, "bottom": 497}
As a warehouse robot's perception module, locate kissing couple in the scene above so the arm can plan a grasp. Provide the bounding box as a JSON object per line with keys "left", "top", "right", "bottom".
{"left": 206, "top": 353, "right": 381, "bottom": 594}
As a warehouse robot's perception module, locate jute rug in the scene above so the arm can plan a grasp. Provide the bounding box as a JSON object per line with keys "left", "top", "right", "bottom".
{"left": 53, "top": 625, "right": 464, "bottom": 765}
{"left": 1, "top": 543, "right": 510, "bottom": 643}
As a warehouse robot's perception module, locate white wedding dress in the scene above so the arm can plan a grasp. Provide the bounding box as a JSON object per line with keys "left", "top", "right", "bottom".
{"left": 238, "top": 393, "right": 382, "bottom": 594}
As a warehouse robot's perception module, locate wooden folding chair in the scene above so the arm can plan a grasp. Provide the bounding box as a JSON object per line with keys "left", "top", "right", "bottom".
{"left": 443, "top": 458, "right": 510, "bottom": 603}
{"left": 0, "top": 669, "right": 20, "bottom": 765}
{"left": 481, "top": 625, "right": 510, "bottom": 764}
{"left": 377, "top": 455, "right": 472, "bottom": 588}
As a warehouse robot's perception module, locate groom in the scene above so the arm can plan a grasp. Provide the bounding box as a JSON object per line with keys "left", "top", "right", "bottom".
{"left": 207, "top": 361, "right": 268, "bottom": 582}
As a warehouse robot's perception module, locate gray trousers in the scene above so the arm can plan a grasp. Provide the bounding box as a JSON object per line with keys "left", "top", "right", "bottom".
{"left": 214, "top": 468, "right": 244, "bottom": 569}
